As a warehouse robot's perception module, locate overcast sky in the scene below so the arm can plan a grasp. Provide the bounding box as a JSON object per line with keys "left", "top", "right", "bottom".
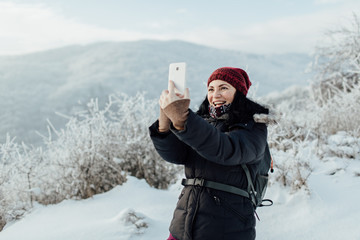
{"left": 0, "top": 0, "right": 359, "bottom": 55}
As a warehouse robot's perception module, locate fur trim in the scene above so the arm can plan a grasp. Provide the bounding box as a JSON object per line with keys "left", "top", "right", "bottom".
{"left": 253, "top": 108, "right": 281, "bottom": 125}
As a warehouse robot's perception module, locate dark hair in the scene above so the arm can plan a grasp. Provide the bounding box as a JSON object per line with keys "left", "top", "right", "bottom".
{"left": 196, "top": 91, "right": 268, "bottom": 125}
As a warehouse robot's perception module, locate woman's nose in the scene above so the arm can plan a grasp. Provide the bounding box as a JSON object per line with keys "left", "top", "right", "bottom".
{"left": 214, "top": 89, "right": 221, "bottom": 97}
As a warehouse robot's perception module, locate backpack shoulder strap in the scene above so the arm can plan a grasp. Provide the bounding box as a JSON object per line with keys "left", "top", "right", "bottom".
{"left": 241, "top": 164, "right": 257, "bottom": 206}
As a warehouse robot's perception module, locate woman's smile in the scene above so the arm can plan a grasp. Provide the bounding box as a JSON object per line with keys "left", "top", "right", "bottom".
{"left": 213, "top": 101, "right": 226, "bottom": 107}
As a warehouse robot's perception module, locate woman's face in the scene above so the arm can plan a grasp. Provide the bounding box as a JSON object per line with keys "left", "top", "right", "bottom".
{"left": 207, "top": 80, "right": 236, "bottom": 107}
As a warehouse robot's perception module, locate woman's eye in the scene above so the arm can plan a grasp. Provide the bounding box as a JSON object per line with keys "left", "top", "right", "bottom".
{"left": 208, "top": 88, "right": 214, "bottom": 92}
{"left": 221, "top": 87, "right": 228, "bottom": 90}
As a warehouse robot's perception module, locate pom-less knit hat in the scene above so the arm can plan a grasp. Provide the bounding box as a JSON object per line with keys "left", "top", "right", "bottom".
{"left": 207, "top": 67, "right": 252, "bottom": 96}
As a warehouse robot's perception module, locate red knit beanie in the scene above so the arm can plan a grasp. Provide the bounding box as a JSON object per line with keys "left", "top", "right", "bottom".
{"left": 207, "top": 67, "right": 252, "bottom": 96}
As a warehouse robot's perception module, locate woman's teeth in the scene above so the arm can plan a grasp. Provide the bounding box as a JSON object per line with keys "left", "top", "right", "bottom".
{"left": 214, "top": 101, "right": 225, "bottom": 106}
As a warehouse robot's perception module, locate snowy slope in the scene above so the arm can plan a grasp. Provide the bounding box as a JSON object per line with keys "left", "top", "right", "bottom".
{"left": 0, "top": 176, "right": 180, "bottom": 240}
{"left": 257, "top": 159, "right": 360, "bottom": 239}
{"left": 1, "top": 152, "right": 360, "bottom": 240}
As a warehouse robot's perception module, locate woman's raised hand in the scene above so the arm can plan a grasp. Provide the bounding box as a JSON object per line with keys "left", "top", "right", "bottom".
{"left": 159, "top": 81, "right": 190, "bottom": 110}
{"left": 160, "top": 81, "right": 190, "bottom": 130}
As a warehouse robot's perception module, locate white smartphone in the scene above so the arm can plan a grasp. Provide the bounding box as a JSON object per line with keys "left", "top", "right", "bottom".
{"left": 168, "top": 62, "right": 186, "bottom": 94}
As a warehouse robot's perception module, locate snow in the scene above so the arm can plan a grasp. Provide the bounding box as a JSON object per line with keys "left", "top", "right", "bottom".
{"left": 0, "top": 176, "right": 181, "bottom": 240}
{"left": 257, "top": 160, "right": 360, "bottom": 240}
{"left": 1, "top": 157, "right": 360, "bottom": 240}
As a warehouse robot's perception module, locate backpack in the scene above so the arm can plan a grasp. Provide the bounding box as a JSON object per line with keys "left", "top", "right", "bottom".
{"left": 241, "top": 143, "right": 273, "bottom": 208}
{"left": 181, "top": 143, "right": 274, "bottom": 209}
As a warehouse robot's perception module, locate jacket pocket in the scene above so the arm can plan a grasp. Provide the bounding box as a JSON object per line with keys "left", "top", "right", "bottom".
{"left": 208, "top": 190, "right": 247, "bottom": 224}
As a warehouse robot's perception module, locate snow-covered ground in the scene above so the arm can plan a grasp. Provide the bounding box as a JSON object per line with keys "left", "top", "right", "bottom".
{"left": 1, "top": 152, "right": 360, "bottom": 240}
{"left": 0, "top": 176, "right": 181, "bottom": 240}
{"left": 257, "top": 158, "right": 360, "bottom": 239}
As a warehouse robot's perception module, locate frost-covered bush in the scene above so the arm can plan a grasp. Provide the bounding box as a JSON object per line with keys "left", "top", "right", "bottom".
{"left": 269, "top": 141, "right": 313, "bottom": 192}
{"left": 0, "top": 135, "right": 36, "bottom": 231}
{"left": 36, "top": 98, "right": 127, "bottom": 203}
{"left": 258, "top": 86, "right": 315, "bottom": 191}
{"left": 263, "top": 105, "right": 314, "bottom": 192}
{"left": 0, "top": 92, "right": 179, "bottom": 230}
{"left": 36, "top": 93, "right": 178, "bottom": 203}
{"left": 262, "top": 15, "right": 360, "bottom": 192}
{"left": 264, "top": 83, "right": 360, "bottom": 192}
{"left": 308, "top": 13, "right": 360, "bottom": 136}
{"left": 108, "top": 93, "right": 180, "bottom": 189}
{"left": 310, "top": 83, "right": 360, "bottom": 136}
{"left": 264, "top": 83, "right": 360, "bottom": 190}
{"left": 261, "top": 86, "right": 316, "bottom": 150}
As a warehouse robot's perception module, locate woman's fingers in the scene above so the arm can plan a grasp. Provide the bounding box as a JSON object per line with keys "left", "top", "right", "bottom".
{"left": 184, "top": 88, "right": 190, "bottom": 99}
{"left": 168, "top": 80, "right": 175, "bottom": 95}
{"left": 159, "top": 90, "right": 168, "bottom": 108}
{"left": 160, "top": 81, "right": 190, "bottom": 109}
{"left": 161, "top": 89, "right": 169, "bottom": 95}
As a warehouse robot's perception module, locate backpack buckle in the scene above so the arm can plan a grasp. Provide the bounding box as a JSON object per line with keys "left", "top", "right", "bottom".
{"left": 194, "top": 178, "right": 205, "bottom": 186}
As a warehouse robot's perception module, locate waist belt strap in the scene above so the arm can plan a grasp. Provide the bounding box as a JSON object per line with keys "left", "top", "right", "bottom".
{"left": 181, "top": 178, "right": 250, "bottom": 199}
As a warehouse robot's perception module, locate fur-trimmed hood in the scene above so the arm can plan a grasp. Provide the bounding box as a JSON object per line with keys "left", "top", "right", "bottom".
{"left": 253, "top": 107, "right": 281, "bottom": 125}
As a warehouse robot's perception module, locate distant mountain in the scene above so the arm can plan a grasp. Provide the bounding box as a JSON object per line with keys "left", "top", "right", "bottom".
{"left": 0, "top": 40, "right": 312, "bottom": 145}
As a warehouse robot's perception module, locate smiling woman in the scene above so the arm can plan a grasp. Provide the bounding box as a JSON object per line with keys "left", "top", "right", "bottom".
{"left": 149, "top": 67, "right": 270, "bottom": 240}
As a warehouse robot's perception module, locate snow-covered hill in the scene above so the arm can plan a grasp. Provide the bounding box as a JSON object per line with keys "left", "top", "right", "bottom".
{"left": 0, "top": 40, "right": 312, "bottom": 145}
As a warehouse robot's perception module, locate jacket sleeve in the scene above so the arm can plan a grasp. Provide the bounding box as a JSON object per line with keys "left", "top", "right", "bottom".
{"left": 171, "top": 109, "right": 267, "bottom": 166}
{"left": 149, "top": 120, "right": 189, "bottom": 165}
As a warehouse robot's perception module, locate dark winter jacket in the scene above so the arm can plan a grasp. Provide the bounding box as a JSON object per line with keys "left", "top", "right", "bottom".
{"left": 149, "top": 109, "right": 268, "bottom": 240}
